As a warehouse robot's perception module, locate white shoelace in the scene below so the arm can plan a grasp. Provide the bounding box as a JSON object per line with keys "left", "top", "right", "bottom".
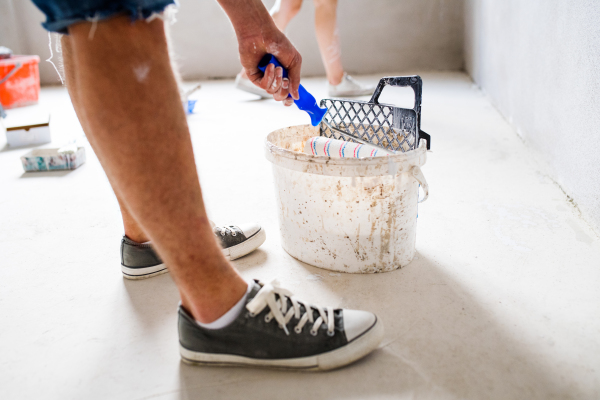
{"left": 246, "top": 281, "right": 335, "bottom": 337}
{"left": 214, "top": 226, "right": 237, "bottom": 237}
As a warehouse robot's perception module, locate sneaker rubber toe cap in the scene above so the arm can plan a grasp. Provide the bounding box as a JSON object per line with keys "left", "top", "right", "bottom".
{"left": 237, "top": 222, "right": 261, "bottom": 238}
{"left": 343, "top": 309, "right": 377, "bottom": 342}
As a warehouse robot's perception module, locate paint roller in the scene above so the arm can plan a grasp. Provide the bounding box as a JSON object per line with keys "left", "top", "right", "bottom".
{"left": 257, "top": 54, "right": 393, "bottom": 153}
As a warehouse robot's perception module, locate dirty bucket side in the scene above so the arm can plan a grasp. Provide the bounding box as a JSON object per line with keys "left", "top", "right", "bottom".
{"left": 266, "top": 124, "right": 427, "bottom": 273}
{"left": 272, "top": 165, "right": 420, "bottom": 273}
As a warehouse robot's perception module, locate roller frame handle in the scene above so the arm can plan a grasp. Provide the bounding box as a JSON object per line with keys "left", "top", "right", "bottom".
{"left": 369, "top": 76, "right": 431, "bottom": 150}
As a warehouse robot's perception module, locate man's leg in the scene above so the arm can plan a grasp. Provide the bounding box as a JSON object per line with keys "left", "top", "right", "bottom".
{"left": 65, "top": 16, "right": 246, "bottom": 323}
{"left": 62, "top": 33, "right": 264, "bottom": 281}
{"left": 313, "top": 0, "right": 344, "bottom": 86}
{"left": 116, "top": 200, "right": 149, "bottom": 243}
{"left": 55, "top": 6, "right": 382, "bottom": 372}
{"left": 62, "top": 34, "right": 150, "bottom": 245}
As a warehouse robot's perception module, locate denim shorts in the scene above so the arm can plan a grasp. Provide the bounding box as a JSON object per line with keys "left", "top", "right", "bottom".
{"left": 31, "top": 0, "right": 176, "bottom": 34}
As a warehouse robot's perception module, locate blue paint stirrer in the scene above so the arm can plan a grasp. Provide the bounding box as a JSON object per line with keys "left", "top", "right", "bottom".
{"left": 257, "top": 54, "right": 327, "bottom": 126}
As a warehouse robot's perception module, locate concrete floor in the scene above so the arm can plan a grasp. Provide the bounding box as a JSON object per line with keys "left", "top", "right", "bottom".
{"left": 1, "top": 73, "right": 599, "bottom": 400}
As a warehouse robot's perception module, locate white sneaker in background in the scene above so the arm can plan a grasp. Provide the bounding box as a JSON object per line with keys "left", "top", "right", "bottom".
{"left": 234, "top": 73, "right": 271, "bottom": 98}
{"left": 328, "top": 73, "right": 376, "bottom": 97}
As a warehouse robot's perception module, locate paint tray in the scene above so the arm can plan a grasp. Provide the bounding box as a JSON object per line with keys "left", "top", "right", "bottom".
{"left": 21, "top": 147, "right": 86, "bottom": 172}
{"left": 319, "top": 76, "right": 431, "bottom": 152}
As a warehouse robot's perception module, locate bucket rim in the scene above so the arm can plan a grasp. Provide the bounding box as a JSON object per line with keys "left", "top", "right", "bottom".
{"left": 265, "top": 124, "right": 427, "bottom": 168}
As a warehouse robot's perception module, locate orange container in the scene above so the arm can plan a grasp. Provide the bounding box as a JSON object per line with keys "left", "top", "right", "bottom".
{"left": 0, "top": 55, "right": 41, "bottom": 109}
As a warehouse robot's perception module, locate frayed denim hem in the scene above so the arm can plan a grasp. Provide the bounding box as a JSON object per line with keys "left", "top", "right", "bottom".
{"left": 37, "top": 0, "right": 177, "bottom": 34}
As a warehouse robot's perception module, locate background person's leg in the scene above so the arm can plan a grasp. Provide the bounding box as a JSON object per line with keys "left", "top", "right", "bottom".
{"left": 313, "top": 0, "right": 375, "bottom": 96}
{"left": 270, "top": 0, "right": 303, "bottom": 30}
{"left": 65, "top": 15, "right": 247, "bottom": 323}
{"left": 313, "top": 0, "right": 343, "bottom": 86}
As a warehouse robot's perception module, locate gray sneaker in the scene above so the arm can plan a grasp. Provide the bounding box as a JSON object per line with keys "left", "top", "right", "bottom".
{"left": 178, "top": 280, "right": 384, "bottom": 370}
{"left": 120, "top": 223, "right": 266, "bottom": 280}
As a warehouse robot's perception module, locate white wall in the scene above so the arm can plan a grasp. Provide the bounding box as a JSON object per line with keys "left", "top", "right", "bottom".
{"left": 0, "top": 0, "right": 64, "bottom": 85}
{"left": 170, "top": 0, "right": 464, "bottom": 80}
{"left": 465, "top": 0, "right": 600, "bottom": 234}
{"left": 1, "top": 0, "right": 464, "bottom": 84}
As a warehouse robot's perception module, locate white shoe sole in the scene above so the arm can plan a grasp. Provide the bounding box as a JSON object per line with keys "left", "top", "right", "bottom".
{"left": 179, "top": 317, "right": 384, "bottom": 371}
{"left": 121, "top": 228, "right": 266, "bottom": 280}
{"left": 121, "top": 263, "right": 168, "bottom": 280}
{"left": 223, "top": 228, "right": 266, "bottom": 261}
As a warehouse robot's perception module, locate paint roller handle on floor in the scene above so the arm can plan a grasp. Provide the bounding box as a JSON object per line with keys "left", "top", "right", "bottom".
{"left": 257, "top": 54, "right": 327, "bottom": 127}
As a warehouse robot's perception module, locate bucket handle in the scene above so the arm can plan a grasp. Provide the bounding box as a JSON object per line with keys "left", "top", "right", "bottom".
{"left": 0, "top": 62, "right": 22, "bottom": 119}
{"left": 410, "top": 166, "right": 429, "bottom": 203}
{"left": 0, "top": 62, "right": 22, "bottom": 86}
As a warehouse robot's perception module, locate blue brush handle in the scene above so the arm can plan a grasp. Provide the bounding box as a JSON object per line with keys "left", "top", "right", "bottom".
{"left": 257, "top": 54, "right": 327, "bottom": 126}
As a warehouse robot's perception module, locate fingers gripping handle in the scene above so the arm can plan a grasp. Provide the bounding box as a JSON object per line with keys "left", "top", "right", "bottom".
{"left": 257, "top": 54, "right": 327, "bottom": 126}
{"left": 258, "top": 54, "right": 290, "bottom": 79}
{"left": 411, "top": 166, "right": 429, "bottom": 203}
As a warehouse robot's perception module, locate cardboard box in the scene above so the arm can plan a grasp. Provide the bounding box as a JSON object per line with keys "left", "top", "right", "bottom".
{"left": 3, "top": 105, "right": 51, "bottom": 147}
{"left": 6, "top": 123, "right": 51, "bottom": 147}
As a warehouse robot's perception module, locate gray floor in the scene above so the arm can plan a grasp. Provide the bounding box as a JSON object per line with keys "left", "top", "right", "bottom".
{"left": 1, "top": 73, "right": 599, "bottom": 400}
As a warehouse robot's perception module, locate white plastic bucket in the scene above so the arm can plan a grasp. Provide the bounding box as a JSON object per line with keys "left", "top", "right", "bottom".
{"left": 265, "top": 124, "right": 429, "bottom": 274}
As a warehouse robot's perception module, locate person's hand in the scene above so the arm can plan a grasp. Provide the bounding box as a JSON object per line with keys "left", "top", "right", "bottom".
{"left": 217, "top": 0, "right": 302, "bottom": 106}
{"left": 237, "top": 27, "right": 301, "bottom": 107}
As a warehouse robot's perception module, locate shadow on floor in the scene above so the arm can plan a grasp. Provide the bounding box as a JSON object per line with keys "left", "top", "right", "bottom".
{"left": 232, "top": 248, "right": 269, "bottom": 273}
{"left": 0, "top": 143, "right": 46, "bottom": 153}
{"left": 239, "top": 98, "right": 269, "bottom": 103}
{"left": 173, "top": 253, "right": 573, "bottom": 400}
{"left": 20, "top": 170, "right": 74, "bottom": 178}
{"left": 122, "top": 272, "right": 180, "bottom": 331}
{"left": 119, "top": 248, "right": 270, "bottom": 332}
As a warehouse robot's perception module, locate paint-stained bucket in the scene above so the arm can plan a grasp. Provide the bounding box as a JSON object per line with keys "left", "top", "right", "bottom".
{"left": 265, "top": 124, "right": 429, "bottom": 274}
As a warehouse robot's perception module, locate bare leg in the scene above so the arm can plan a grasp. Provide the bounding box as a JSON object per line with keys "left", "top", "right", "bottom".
{"left": 270, "top": 0, "right": 303, "bottom": 31}
{"left": 117, "top": 199, "right": 149, "bottom": 242}
{"left": 65, "top": 16, "right": 247, "bottom": 323}
{"left": 239, "top": 0, "right": 303, "bottom": 79}
{"left": 62, "top": 35, "right": 150, "bottom": 244}
{"left": 313, "top": 0, "right": 344, "bottom": 85}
